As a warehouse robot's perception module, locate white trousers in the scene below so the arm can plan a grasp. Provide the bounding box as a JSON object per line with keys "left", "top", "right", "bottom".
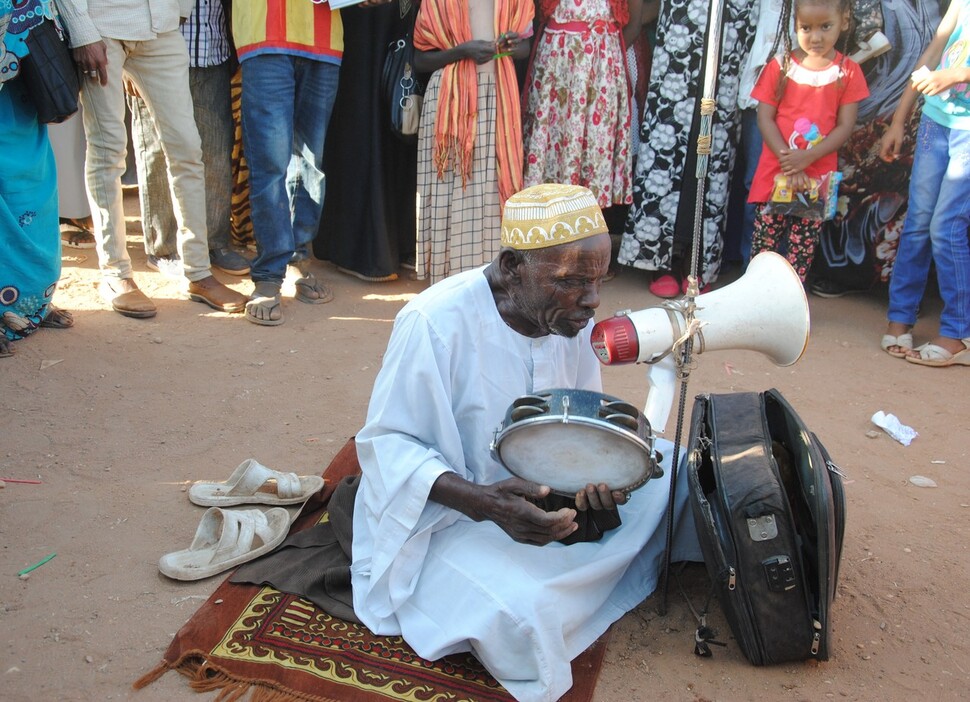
{"left": 79, "top": 31, "right": 210, "bottom": 281}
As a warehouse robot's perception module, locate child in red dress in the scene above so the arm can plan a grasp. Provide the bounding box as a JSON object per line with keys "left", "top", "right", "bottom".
{"left": 748, "top": 0, "right": 869, "bottom": 282}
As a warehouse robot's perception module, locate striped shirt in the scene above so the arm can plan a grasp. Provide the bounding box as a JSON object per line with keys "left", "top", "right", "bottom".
{"left": 55, "top": 0, "right": 194, "bottom": 48}
{"left": 232, "top": 0, "right": 343, "bottom": 64}
{"left": 180, "top": 0, "right": 231, "bottom": 67}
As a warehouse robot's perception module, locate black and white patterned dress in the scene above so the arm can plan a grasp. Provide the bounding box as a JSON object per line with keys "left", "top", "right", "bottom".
{"left": 618, "top": 0, "right": 756, "bottom": 285}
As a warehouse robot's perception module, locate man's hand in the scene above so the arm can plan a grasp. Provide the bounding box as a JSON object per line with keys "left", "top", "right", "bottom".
{"left": 574, "top": 483, "right": 627, "bottom": 511}
{"left": 73, "top": 41, "right": 108, "bottom": 86}
{"left": 430, "top": 472, "right": 578, "bottom": 545}
{"left": 477, "top": 478, "right": 579, "bottom": 545}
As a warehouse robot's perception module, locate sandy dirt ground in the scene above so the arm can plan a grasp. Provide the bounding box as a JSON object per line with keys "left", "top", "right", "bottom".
{"left": 1, "top": 196, "right": 968, "bottom": 701}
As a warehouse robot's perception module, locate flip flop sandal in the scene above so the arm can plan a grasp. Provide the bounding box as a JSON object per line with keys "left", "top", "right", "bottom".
{"left": 158, "top": 507, "right": 291, "bottom": 581}
{"left": 39, "top": 306, "right": 74, "bottom": 329}
{"left": 245, "top": 294, "right": 284, "bottom": 326}
{"left": 188, "top": 459, "right": 325, "bottom": 507}
{"left": 294, "top": 274, "right": 334, "bottom": 304}
{"left": 880, "top": 332, "right": 913, "bottom": 358}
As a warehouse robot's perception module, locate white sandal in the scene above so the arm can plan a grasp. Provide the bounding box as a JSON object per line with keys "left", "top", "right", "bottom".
{"left": 188, "top": 459, "right": 324, "bottom": 507}
{"left": 158, "top": 507, "right": 290, "bottom": 581}
{"left": 880, "top": 332, "right": 913, "bottom": 358}
{"left": 905, "top": 338, "right": 970, "bottom": 367}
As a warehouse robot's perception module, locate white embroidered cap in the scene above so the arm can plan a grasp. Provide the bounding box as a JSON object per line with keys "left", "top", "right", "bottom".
{"left": 501, "top": 183, "right": 608, "bottom": 250}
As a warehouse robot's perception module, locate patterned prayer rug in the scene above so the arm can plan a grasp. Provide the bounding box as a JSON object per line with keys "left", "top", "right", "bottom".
{"left": 135, "top": 439, "right": 610, "bottom": 702}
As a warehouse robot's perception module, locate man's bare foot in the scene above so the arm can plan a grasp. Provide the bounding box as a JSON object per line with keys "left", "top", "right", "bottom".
{"left": 245, "top": 282, "right": 284, "bottom": 326}
{"left": 293, "top": 273, "right": 334, "bottom": 304}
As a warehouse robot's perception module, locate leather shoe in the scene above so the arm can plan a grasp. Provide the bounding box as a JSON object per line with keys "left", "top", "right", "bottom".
{"left": 99, "top": 278, "right": 157, "bottom": 319}
{"left": 187, "top": 275, "right": 247, "bottom": 313}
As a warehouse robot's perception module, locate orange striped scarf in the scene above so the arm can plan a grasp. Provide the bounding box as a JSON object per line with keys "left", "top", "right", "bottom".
{"left": 413, "top": 0, "right": 534, "bottom": 205}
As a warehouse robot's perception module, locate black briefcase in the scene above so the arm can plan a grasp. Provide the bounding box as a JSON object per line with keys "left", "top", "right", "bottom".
{"left": 685, "top": 388, "right": 846, "bottom": 664}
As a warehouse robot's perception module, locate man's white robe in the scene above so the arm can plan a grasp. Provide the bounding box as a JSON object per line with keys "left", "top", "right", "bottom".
{"left": 352, "top": 268, "right": 700, "bottom": 702}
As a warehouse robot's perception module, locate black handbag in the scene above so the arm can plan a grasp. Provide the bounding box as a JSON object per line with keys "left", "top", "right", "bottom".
{"left": 381, "top": 34, "right": 423, "bottom": 143}
{"left": 19, "top": 19, "right": 80, "bottom": 124}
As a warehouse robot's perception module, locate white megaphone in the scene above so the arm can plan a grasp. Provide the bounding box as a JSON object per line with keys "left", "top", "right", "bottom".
{"left": 590, "top": 252, "right": 810, "bottom": 432}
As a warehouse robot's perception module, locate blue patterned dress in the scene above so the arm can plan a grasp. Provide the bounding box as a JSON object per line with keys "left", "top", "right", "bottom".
{"left": 0, "top": 0, "right": 62, "bottom": 343}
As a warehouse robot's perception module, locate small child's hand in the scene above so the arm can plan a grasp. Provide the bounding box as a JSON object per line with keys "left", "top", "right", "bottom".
{"left": 879, "top": 123, "right": 905, "bottom": 162}
{"left": 911, "top": 65, "right": 959, "bottom": 97}
{"left": 787, "top": 171, "right": 812, "bottom": 193}
{"left": 778, "top": 148, "right": 815, "bottom": 177}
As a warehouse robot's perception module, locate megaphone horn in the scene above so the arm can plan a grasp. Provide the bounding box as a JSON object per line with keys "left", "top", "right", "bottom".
{"left": 591, "top": 251, "right": 810, "bottom": 367}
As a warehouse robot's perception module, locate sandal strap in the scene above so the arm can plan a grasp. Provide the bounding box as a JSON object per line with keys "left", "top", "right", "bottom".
{"left": 196, "top": 508, "right": 277, "bottom": 562}
{"left": 226, "top": 459, "right": 305, "bottom": 499}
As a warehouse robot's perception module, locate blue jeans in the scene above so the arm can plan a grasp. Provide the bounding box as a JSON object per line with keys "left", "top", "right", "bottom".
{"left": 240, "top": 55, "right": 339, "bottom": 284}
{"left": 887, "top": 116, "right": 970, "bottom": 340}
{"left": 131, "top": 60, "right": 235, "bottom": 258}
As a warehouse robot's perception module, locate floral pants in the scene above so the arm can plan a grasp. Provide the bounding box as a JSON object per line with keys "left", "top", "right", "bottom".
{"left": 751, "top": 207, "right": 823, "bottom": 282}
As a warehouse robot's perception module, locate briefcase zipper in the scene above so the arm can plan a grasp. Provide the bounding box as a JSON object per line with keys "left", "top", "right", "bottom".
{"left": 825, "top": 459, "right": 847, "bottom": 479}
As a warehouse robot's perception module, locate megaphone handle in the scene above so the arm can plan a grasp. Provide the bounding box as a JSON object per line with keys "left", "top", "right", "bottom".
{"left": 643, "top": 356, "right": 678, "bottom": 434}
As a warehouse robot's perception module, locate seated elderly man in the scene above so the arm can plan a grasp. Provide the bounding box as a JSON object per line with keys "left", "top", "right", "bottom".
{"left": 235, "top": 183, "right": 700, "bottom": 702}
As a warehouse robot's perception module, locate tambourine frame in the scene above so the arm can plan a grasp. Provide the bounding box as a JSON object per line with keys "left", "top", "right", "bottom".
{"left": 490, "top": 389, "right": 662, "bottom": 496}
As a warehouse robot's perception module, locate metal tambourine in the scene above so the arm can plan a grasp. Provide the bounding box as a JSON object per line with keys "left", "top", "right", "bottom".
{"left": 490, "top": 388, "right": 663, "bottom": 496}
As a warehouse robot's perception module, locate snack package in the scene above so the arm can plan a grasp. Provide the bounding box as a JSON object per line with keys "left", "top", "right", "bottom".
{"left": 765, "top": 170, "right": 842, "bottom": 221}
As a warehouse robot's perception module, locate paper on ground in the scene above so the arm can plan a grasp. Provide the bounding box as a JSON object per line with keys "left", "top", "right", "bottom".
{"left": 871, "top": 411, "right": 918, "bottom": 446}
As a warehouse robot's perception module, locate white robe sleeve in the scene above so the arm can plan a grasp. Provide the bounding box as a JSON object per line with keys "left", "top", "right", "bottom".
{"left": 352, "top": 307, "right": 470, "bottom": 626}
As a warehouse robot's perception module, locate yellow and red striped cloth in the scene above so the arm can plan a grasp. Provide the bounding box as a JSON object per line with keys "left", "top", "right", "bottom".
{"left": 233, "top": 0, "right": 344, "bottom": 63}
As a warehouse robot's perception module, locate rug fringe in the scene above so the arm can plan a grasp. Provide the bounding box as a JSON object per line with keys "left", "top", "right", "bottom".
{"left": 188, "top": 663, "right": 238, "bottom": 694}
{"left": 137, "top": 653, "right": 345, "bottom": 702}
{"left": 132, "top": 661, "right": 170, "bottom": 689}
{"left": 250, "top": 685, "right": 309, "bottom": 702}
{"left": 212, "top": 682, "right": 250, "bottom": 702}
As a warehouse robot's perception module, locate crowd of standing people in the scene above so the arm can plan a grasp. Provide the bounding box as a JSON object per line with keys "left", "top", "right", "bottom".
{"left": 1, "top": 0, "right": 966, "bottom": 366}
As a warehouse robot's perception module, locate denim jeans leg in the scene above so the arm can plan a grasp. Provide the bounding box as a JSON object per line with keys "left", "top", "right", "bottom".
{"left": 288, "top": 58, "right": 339, "bottom": 262}
{"left": 128, "top": 90, "right": 178, "bottom": 258}
{"left": 929, "top": 123, "right": 970, "bottom": 339}
{"left": 190, "top": 61, "right": 234, "bottom": 252}
{"left": 241, "top": 55, "right": 298, "bottom": 284}
{"left": 887, "top": 118, "right": 944, "bottom": 328}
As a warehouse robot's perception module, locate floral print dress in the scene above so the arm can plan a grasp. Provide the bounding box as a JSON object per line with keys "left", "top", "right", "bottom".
{"left": 522, "top": 0, "right": 631, "bottom": 208}
{"left": 618, "top": 0, "right": 756, "bottom": 285}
